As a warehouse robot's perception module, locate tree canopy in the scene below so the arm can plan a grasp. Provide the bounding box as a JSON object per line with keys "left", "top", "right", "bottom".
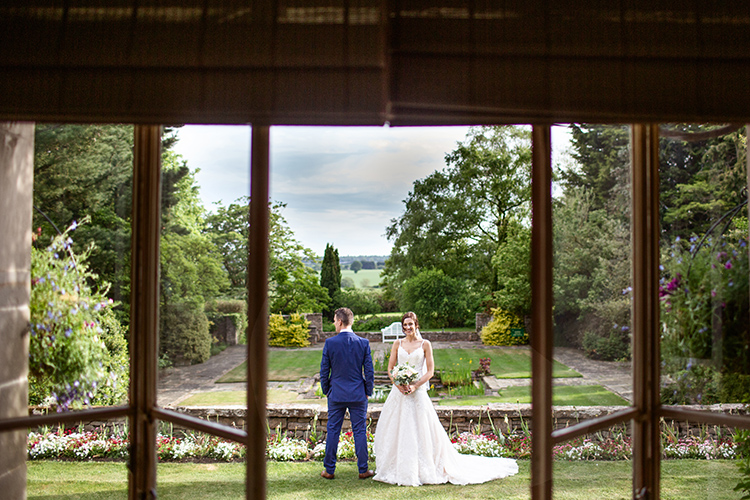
{"left": 383, "top": 125, "right": 532, "bottom": 323}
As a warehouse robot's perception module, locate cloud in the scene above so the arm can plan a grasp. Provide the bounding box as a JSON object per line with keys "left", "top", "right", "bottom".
{"left": 174, "top": 124, "right": 476, "bottom": 255}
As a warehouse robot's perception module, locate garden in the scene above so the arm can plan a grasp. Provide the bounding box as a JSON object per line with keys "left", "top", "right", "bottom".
{"left": 21, "top": 124, "right": 750, "bottom": 497}
{"left": 26, "top": 421, "right": 745, "bottom": 500}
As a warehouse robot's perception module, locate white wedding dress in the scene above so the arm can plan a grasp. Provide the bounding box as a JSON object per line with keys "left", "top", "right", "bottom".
{"left": 373, "top": 340, "right": 519, "bottom": 486}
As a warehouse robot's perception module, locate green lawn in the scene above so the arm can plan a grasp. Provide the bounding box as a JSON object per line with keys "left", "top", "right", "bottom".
{"left": 340, "top": 269, "right": 383, "bottom": 288}
{"left": 437, "top": 385, "right": 629, "bottom": 406}
{"left": 432, "top": 348, "right": 581, "bottom": 379}
{"left": 180, "top": 388, "right": 304, "bottom": 406}
{"left": 218, "top": 348, "right": 579, "bottom": 384}
{"left": 26, "top": 460, "right": 743, "bottom": 500}
{"left": 179, "top": 384, "right": 626, "bottom": 407}
{"left": 217, "top": 350, "right": 324, "bottom": 383}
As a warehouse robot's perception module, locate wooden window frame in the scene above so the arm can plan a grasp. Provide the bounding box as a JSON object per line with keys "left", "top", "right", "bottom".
{"left": 2, "top": 123, "right": 750, "bottom": 500}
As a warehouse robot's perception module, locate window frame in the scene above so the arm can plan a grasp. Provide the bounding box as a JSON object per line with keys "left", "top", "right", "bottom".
{"left": 2, "top": 123, "right": 750, "bottom": 500}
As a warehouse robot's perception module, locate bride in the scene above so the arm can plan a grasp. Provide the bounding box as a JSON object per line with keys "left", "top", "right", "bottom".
{"left": 373, "top": 312, "right": 518, "bottom": 486}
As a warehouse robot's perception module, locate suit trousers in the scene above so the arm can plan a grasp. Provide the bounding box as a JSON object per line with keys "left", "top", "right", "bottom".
{"left": 324, "top": 400, "right": 369, "bottom": 474}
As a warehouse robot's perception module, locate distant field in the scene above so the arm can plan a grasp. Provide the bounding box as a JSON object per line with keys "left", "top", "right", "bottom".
{"left": 340, "top": 269, "right": 383, "bottom": 288}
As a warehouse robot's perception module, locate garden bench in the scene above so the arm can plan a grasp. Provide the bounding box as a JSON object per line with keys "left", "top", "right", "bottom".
{"left": 381, "top": 322, "right": 404, "bottom": 342}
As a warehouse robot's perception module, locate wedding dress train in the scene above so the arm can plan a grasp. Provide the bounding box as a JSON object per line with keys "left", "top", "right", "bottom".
{"left": 373, "top": 341, "right": 519, "bottom": 486}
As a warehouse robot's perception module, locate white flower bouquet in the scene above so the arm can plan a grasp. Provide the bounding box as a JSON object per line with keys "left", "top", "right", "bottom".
{"left": 391, "top": 363, "right": 419, "bottom": 386}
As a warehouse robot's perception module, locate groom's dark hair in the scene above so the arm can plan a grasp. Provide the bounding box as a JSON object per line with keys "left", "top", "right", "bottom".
{"left": 334, "top": 307, "right": 354, "bottom": 326}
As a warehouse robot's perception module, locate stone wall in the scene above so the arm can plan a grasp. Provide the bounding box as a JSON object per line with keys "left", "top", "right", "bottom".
{"left": 310, "top": 330, "right": 479, "bottom": 345}
{"left": 476, "top": 313, "right": 492, "bottom": 335}
{"left": 0, "top": 122, "right": 34, "bottom": 498}
{"left": 210, "top": 316, "right": 239, "bottom": 345}
{"left": 50, "top": 404, "right": 747, "bottom": 442}
{"left": 177, "top": 404, "right": 748, "bottom": 440}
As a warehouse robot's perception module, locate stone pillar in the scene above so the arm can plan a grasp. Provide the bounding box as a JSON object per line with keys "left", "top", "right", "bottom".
{"left": 0, "top": 122, "right": 34, "bottom": 499}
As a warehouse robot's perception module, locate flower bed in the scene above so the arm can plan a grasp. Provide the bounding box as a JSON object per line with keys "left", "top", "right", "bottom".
{"left": 28, "top": 427, "right": 739, "bottom": 462}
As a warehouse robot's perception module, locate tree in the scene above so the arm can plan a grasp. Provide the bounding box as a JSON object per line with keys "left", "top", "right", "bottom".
{"left": 205, "top": 198, "right": 330, "bottom": 314}
{"left": 320, "top": 243, "right": 341, "bottom": 317}
{"left": 32, "top": 124, "right": 186, "bottom": 326}
{"left": 384, "top": 126, "right": 532, "bottom": 319}
{"left": 160, "top": 151, "right": 229, "bottom": 306}
{"left": 401, "top": 268, "right": 470, "bottom": 328}
{"left": 350, "top": 260, "right": 362, "bottom": 273}
{"left": 492, "top": 221, "right": 531, "bottom": 319}
{"left": 33, "top": 124, "right": 134, "bottom": 312}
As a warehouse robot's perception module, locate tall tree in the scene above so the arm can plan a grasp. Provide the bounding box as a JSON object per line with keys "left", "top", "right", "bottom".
{"left": 33, "top": 124, "right": 134, "bottom": 309}
{"left": 205, "top": 198, "right": 330, "bottom": 314}
{"left": 384, "top": 125, "right": 532, "bottom": 312}
{"left": 159, "top": 151, "right": 229, "bottom": 306}
{"left": 320, "top": 243, "right": 341, "bottom": 318}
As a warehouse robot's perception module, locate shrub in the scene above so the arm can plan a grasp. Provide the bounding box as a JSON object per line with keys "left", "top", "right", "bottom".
{"left": 718, "top": 373, "right": 750, "bottom": 403}
{"left": 29, "top": 221, "right": 128, "bottom": 409}
{"left": 206, "top": 299, "right": 245, "bottom": 315}
{"left": 582, "top": 328, "right": 630, "bottom": 361}
{"left": 354, "top": 315, "right": 401, "bottom": 332}
{"left": 334, "top": 288, "right": 382, "bottom": 316}
{"left": 160, "top": 301, "right": 211, "bottom": 364}
{"left": 268, "top": 313, "right": 310, "bottom": 347}
{"left": 660, "top": 364, "right": 719, "bottom": 405}
{"left": 660, "top": 231, "right": 750, "bottom": 403}
{"left": 481, "top": 308, "right": 527, "bottom": 346}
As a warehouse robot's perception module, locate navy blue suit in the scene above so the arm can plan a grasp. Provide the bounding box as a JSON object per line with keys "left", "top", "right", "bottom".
{"left": 319, "top": 329, "right": 374, "bottom": 474}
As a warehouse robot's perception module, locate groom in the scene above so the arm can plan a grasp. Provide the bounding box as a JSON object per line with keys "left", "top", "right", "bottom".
{"left": 319, "top": 307, "right": 375, "bottom": 479}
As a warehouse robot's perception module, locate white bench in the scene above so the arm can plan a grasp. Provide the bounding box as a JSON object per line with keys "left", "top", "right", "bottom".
{"left": 381, "top": 322, "right": 404, "bottom": 342}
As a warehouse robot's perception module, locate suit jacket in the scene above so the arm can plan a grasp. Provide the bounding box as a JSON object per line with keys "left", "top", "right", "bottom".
{"left": 319, "top": 330, "right": 374, "bottom": 403}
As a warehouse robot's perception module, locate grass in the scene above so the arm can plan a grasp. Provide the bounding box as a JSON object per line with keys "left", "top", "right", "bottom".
{"left": 26, "top": 460, "right": 742, "bottom": 499}
{"left": 340, "top": 269, "right": 383, "bottom": 288}
{"left": 179, "top": 388, "right": 304, "bottom": 406}
{"left": 217, "top": 350, "right": 324, "bottom": 383}
{"left": 218, "top": 348, "right": 579, "bottom": 385}
{"left": 432, "top": 348, "right": 581, "bottom": 379}
{"left": 436, "top": 385, "right": 629, "bottom": 406}
{"left": 179, "top": 384, "right": 627, "bottom": 407}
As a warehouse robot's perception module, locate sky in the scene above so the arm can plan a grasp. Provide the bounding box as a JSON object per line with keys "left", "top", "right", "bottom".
{"left": 173, "top": 125, "right": 571, "bottom": 257}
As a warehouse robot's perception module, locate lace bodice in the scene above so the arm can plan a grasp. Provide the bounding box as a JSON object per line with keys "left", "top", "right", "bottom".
{"left": 397, "top": 341, "right": 426, "bottom": 374}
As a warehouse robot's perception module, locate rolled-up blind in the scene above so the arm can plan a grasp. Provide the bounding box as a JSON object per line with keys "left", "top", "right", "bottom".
{"left": 389, "top": 1, "right": 750, "bottom": 125}
{"left": 0, "top": 0, "right": 388, "bottom": 124}
{"left": 2, "top": 1, "right": 750, "bottom": 124}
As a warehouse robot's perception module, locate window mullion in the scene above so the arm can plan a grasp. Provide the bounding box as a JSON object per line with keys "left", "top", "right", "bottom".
{"left": 246, "top": 125, "right": 270, "bottom": 500}
{"left": 630, "top": 124, "right": 661, "bottom": 500}
{"left": 530, "top": 124, "right": 553, "bottom": 500}
{"left": 129, "top": 125, "right": 162, "bottom": 500}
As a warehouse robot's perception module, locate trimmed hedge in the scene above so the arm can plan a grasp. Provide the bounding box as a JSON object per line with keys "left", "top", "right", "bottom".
{"left": 160, "top": 302, "right": 211, "bottom": 364}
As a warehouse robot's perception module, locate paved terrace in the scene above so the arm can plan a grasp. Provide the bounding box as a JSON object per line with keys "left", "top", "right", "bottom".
{"left": 157, "top": 340, "right": 633, "bottom": 407}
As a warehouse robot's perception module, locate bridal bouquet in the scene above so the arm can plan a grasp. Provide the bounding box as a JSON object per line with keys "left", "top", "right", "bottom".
{"left": 391, "top": 363, "right": 419, "bottom": 386}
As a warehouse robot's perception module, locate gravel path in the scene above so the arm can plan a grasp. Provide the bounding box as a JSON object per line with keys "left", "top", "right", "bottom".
{"left": 157, "top": 341, "right": 633, "bottom": 407}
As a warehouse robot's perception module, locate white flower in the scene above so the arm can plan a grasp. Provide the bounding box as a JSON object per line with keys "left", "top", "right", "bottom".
{"left": 391, "top": 363, "right": 419, "bottom": 386}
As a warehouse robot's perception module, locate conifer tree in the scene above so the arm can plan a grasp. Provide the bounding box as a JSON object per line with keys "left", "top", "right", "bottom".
{"left": 320, "top": 243, "right": 341, "bottom": 318}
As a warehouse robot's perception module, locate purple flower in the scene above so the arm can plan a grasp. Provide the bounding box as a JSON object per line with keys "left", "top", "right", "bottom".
{"left": 711, "top": 290, "right": 717, "bottom": 297}
{"left": 725, "top": 261, "right": 732, "bottom": 269}
{"left": 64, "top": 328, "right": 72, "bottom": 338}
{"left": 665, "top": 274, "right": 681, "bottom": 292}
